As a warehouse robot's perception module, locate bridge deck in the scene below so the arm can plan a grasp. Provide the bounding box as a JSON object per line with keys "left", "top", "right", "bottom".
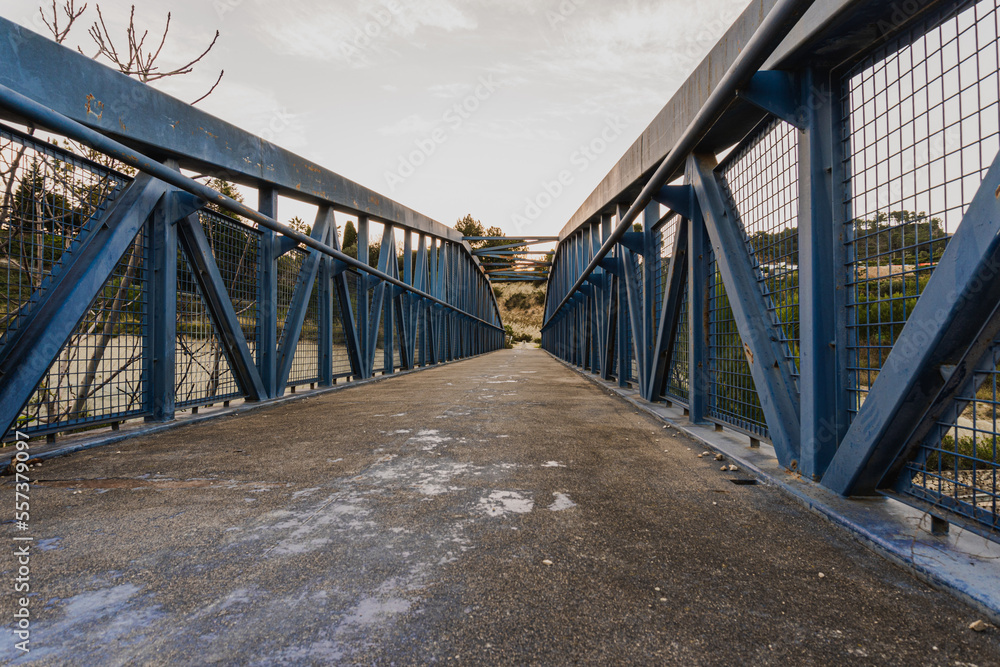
{"left": 4, "top": 349, "right": 998, "bottom": 664}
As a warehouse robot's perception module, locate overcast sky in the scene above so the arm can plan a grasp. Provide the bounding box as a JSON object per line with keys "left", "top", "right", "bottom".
{"left": 0, "top": 0, "right": 750, "bottom": 237}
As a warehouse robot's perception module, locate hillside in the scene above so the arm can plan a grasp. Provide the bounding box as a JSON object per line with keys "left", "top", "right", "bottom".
{"left": 493, "top": 282, "right": 546, "bottom": 345}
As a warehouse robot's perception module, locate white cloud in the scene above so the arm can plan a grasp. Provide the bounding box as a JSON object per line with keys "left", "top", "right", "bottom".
{"left": 256, "top": 0, "right": 477, "bottom": 65}
{"left": 427, "top": 82, "right": 472, "bottom": 99}
{"left": 538, "top": 0, "right": 749, "bottom": 82}
{"left": 378, "top": 114, "right": 437, "bottom": 136}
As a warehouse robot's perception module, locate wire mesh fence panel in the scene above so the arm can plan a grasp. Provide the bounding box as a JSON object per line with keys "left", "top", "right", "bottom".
{"left": 175, "top": 211, "right": 260, "bottom": 408}
{"left": 665, "top": 282, "right": 691, "bottom": 403}
{"left": 276, "top": 247, "right": 304, "bottom": 344}
{"left": 720, "top": 118, "right": 801, "bottom": 380}
{"left": 201, "top": 210, "right": 260, "bottom": 363}
{"left": 901, "top": 338, "right": 1000, "bottom": 535}
{"left": 842, "top": 0, "right": 999, "bottom": 421}
{"left": 1, "top": 124, "right": 131, "bottom": 342}
{"left": 841, "top": 0, "right": 1000, "bottom": 535}
{"left": 331, "top": 283, "right": 353, "bottom": 378}
{"left": 0, "top": 126, "right": 142, "bottom": 435}
{"left": 287, "top": 267, "right": 321, "bottom": 386}
{"left": 17, "top": 226, "right": 148, "bottom": 434}
{"left": 175, "top": 251, "right": 242, "bottom": 408}
{"left": 412, "top": 301, "right": 422, "bottom": 368}
{"left": 393, "top": 309, "right": 402, "bottom": 370}
{"left": 626, "top": 305, "right": 637, "bottom": 384}
{"left": 373, "top": 299, "right": 386, "bottom": 373}
{"left": 707, "top": 249, "right": 769, "bottom": 438}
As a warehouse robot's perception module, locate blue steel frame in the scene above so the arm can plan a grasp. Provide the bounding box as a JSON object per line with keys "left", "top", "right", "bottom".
{"left": 0, "top": 19, "right": 503, "bottom": 442}
{"left": 464, "top": 236, "right": 557, "bottom": 282}
{"left": 542, "top": 0, "right": 1000, "bottom": 540}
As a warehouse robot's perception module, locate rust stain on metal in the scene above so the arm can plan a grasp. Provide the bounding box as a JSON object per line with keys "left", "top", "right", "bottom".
{"left": 743, "top": 342, "right": 753, "bottom": 366}
{"left": 307, "top": 164, "right": 321, "bottom": 174}
{"left": 995, "top": 183, "right": 999, "bottom": 199}
{"left": 369, "top": 195, "right": 381, "bottom": 206}
{"left": 84, "top": 94, "right": 104, "bottom": 121}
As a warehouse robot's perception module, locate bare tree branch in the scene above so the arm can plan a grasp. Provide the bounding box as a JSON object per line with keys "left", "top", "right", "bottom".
{"left": 82, "top": 4, "right": 224, "bottom": 103}
{"left": 38, "top": 0, "right": 87, "bottom": 44}
{"left": 190, "top": 69, "right": 224, "bottom": 106}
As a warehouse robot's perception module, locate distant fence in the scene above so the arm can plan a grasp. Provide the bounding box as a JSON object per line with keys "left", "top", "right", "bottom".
{"left": 543, "top": 0, "right": 1000, "bottom": 540}
{"left": 0, "top": 19, "right": 503, "bottom": 442}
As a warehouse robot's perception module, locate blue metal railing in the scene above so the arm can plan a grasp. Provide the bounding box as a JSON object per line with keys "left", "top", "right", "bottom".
{"left": 0, "top": 20, "right": 504, "bottom": 442}
{"left": 543, "top": 0, "right": 1000, "bottom": 541}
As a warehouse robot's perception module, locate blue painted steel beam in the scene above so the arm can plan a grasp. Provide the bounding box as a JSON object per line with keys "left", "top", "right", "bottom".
{"left": 687, "top": 210, "right": 710, "bottom": 424}
{"left": 276, "top": 207, "right": 334, "bottom": 392}
{"left": 797, "top": 68, "right": 845, "bottom": 481}
{"left": 736, "top": 70, "right": 806, "bottom": 130}
{"left": 689, "top": 153, "right": 801, "bottom": 466}
{"left": 642, "top": 201, "right": 659, "bottom": 394}
{"left": 646, "top": 217, "right": 690, "bottom": 402}
{"left": 0, "top": 82, "right": 503, "bottom": 338}
{"left": 327, "top": 219, "right": 364, "bottom": 379}
{"left": 318, "top": 224, "right": 335, "bottom": 387}
{"left": 0, "top": 17, "right": 471, "bottom": 247}
{"left": 653, "top": 186, "right": 697, "bottom": 221}
{"left": 616, "top": 205, "right": 632, "bottom": 387}
{"left": 620, "top": 246, "right": 646, "bottom": 388}
{"left": 822, "top": 148, "right": 1000, "bottom": 496}
{"left": 600, "top": 215, "right": 616, "bottom": 382}
{"left": 0, "top": 175, "right": 171, "bottom": 437}
{"left": 258, "top": 189, "right": 279, "bottom": 398}
{"left": 176, "top": 213, "right": 267, "bottom": 402}
{"left": 147, "top": 187, "right": 203, "bottom": 421}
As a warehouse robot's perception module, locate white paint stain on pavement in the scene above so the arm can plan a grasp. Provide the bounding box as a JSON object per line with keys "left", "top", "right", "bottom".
{"left": 548, "top": 493, "right": 577, "bottom": 511}
{"left": 479, "top": 491, "right": 534, "bottom": 517}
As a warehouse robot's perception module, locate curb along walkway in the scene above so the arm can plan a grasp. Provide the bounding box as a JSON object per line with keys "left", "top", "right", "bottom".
{"left": 2, "top": 349, "right": 998, "bottom": 664}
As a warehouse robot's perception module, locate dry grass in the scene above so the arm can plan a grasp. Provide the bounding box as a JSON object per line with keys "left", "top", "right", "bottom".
{"left": 493, "top": 282, "right": 546, "bottom": 343}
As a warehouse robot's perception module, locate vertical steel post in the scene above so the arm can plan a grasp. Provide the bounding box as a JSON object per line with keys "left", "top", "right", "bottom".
{"left": 258, "top": 188, "right": 279, "bottom": 398}
{"left": 147, "top": 186, "right": 180, "bottom": 422}
{"left": 686, "top": 177, "right": 710, "bottom": 424}
{"left": 382, "top": 225, "right": 395, "bottom": 375}
{"left": 642, "top": 201, "right": 659, "bottom": 399}
{"left": 318, "top": 219, "right": 334, "bottom": 387}
{"left": 616, "top": 204, "right": 630, "bottom": 387}
{"left": 798, "top": 67, "right": 846, "bottom": 480}
{"left": 357, "top": 215, "right": 370, "bottom": 376}
{"left": 416, "top": 234, "right": 428, "bottom": 367}
{"left": 403, "top": 230, "right": 414, "bottom": 369}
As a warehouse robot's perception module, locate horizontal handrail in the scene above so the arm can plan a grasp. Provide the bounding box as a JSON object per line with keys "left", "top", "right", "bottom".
{"left": 542, "top": 0, "right": 816, "bottom": 331}
{"left": 0, "top": 83, "right": 503, "bottom": 332}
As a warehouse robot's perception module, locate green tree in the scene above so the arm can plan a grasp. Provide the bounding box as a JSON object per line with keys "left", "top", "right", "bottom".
{"left": 456, "top": 214, "right": 485, "bottom": 239}
{"left": 287, "top": 216, "right": 311, "bottom": 236}
{"left": 206, "top": 178, "right": 244, "bottom": 220}
{"left": 343, "top": 219, "right": 358, "bottom": 251}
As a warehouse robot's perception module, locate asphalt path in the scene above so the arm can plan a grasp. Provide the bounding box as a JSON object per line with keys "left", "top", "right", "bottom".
{"left": 2, "top": 349, "right": 998, "bottom": 665}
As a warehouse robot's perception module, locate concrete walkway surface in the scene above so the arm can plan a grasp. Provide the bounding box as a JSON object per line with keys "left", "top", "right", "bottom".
{"left": 2, "top": 349, "right": 999, "bottom": 665}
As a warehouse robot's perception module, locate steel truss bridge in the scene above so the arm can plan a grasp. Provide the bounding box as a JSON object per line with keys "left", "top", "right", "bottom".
{"left": 0, "top": 0, "right": 999, "bottom": 561}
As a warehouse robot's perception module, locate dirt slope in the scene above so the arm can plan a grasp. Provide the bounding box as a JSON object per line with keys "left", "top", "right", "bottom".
{"left": 493, "top": 282, "right": 546, "bottom": 343}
